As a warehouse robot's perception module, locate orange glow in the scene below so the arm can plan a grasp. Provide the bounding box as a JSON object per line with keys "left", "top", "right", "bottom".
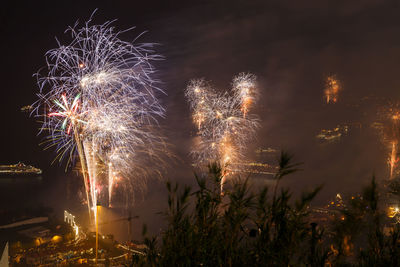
{"left": 343, "top": 236, "right": 352, "bottom": 255}
{"left": 35, "top": 238, "right": 43, "bottom": 246}
{"left": 51, "top": 235, "right": 62, "bottom": 243}
{"left": 330, "top": 244, "right": 339, "bottom": 256}
{"left": 388, "top": 206, "right": 400, "bottom": 218}
{"left": 393, "top": 114, "right": 400, "bottom": 120}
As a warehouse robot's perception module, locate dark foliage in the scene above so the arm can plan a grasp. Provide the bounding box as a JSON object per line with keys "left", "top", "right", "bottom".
{"left": 132, "top": 153, "right": 400, "bottom": 266}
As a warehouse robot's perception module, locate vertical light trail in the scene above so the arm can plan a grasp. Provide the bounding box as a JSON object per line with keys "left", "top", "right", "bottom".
{"left": 389, "top": 141, "right": 397, "bottom": 179}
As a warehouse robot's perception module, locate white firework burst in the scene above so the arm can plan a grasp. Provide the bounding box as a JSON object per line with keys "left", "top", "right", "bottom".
{"left": 185, "top": 73, "right": 260, "bottom": 191}
{"left": 33, "top": 15, "right": 168, "bottom": 215}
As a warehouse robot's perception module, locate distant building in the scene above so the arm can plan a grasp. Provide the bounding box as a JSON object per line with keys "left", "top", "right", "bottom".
{"left": 64, "top": 210, "right": 76, "bottom": 227}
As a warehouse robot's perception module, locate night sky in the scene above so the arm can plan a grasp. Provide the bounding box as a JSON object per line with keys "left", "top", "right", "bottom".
{"left": 2, "top": 0, "right": 400, "bottom": 239}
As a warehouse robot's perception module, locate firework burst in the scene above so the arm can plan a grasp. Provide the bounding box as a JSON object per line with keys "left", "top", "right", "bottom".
{"left": 33, "top": 15, "right": 167, "bottom": 219}
{"left": 324, "top": 75, "right": 341, "bottom": 104}
{"left": 375, "top": 104, "right": 400, "bottom": 179}
{"left": 185, "top": 73, "right": 260, "bottom": 192}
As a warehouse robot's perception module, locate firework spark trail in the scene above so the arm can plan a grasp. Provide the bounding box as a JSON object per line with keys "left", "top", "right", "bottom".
{"left": 33, "top": 16, "right": 167, "bottom": 220}
{"left": 388, "top": 113, "right": 400, "bottom": 179}
{"left": 377, "top": 105, "right": 400, "bottom": 179}
{"left": 185, "top": 73, "right": 259, "bottom": 193}
{"left": 389, "top": 141, "right": 398, "bottom": 179}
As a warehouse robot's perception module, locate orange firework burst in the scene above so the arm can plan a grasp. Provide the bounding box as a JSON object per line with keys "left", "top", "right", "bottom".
{"left": 324, "top": 75, "right": 341, "bottom": 104}
{"left": 232, "top": 73, "right": 257, "bottom": 117}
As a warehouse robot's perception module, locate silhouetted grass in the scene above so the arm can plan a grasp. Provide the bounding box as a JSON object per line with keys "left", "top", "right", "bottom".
{"left": 132, "top": 153, "right": 400, "bottom": 267}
